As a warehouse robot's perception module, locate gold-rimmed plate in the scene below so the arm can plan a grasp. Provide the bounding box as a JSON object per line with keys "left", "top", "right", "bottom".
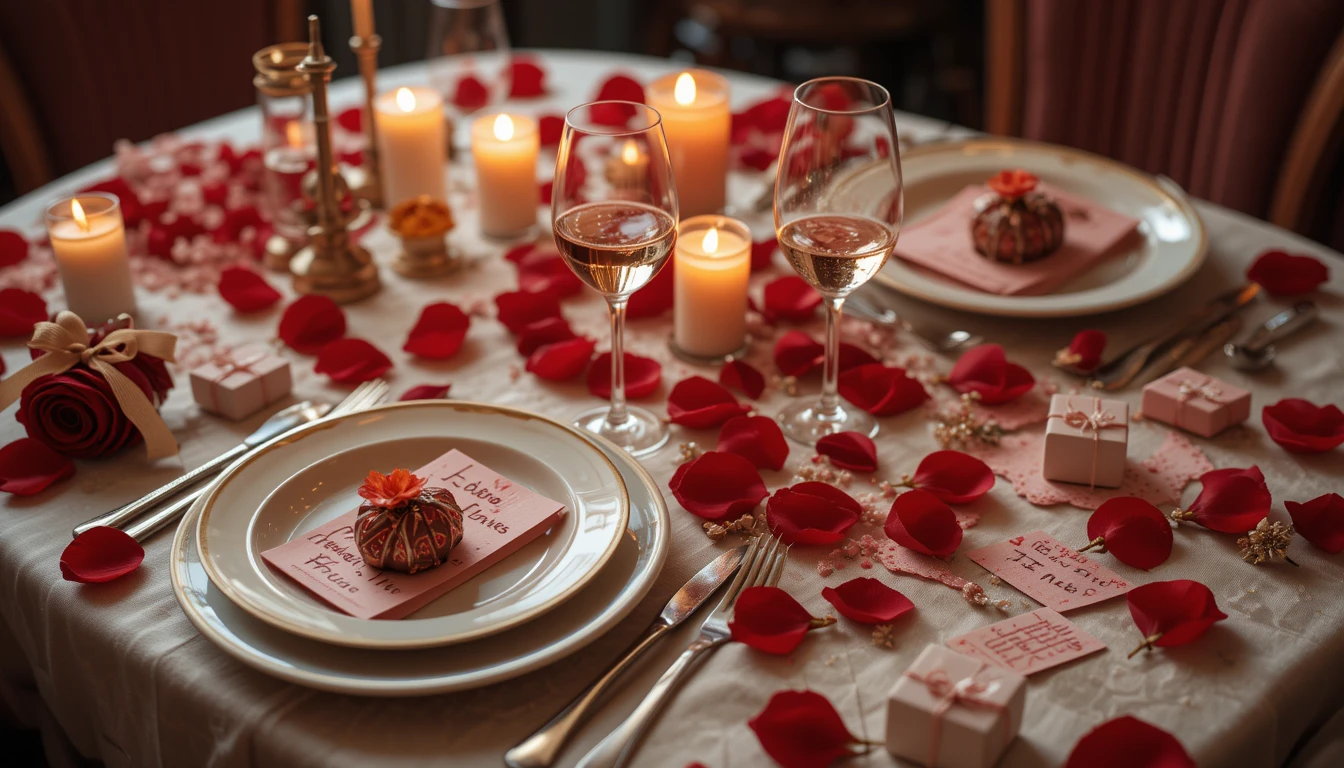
{"left": 194, "top": 401, "right": 629, "bottom": 649}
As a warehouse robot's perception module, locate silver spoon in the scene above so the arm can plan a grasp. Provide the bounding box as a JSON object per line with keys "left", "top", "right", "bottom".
{"left": 845, "top": 293, "right": 984, "bottom": 354}
{"left": 1224, "top": 300, "right": 1318, "bottom": 371}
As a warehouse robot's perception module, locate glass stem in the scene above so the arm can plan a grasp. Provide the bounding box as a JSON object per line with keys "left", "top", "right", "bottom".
{"left": 819, "top": 297, "right": 845, "bottom": 420}
{"left": 605, "top": 296, "right": 631, "bottom": 430}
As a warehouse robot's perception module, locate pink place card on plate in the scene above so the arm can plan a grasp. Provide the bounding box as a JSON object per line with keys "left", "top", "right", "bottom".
{"left": 967, "top": 530, "right": 1132, "bottom": 612}
{"left": 893, "top": 184, "right": 1140, "bottom": 296}
{"left": 949, "top": 607, "right": 1106, "bottom": 675}
{"left": 261, "top": 449, "right": 566, "bottom": 620}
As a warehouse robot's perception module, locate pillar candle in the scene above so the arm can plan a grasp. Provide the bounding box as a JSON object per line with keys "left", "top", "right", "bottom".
{"left": 605, "top": 139, "right": 649, "bottom": 199}
{"left": 375, "top": 86, "right": 447, "bottom": 207}
{"left": 46, "top": 194, "right": 137, "bottom": 323}
{"left": 471, "top": 113, "right": 539, "bottom": 239}
{"left": 646, "top": 70, "right": 730, "bottom": 218}
{"left": 674, "top": 215, "right": 750, "bottom": 358}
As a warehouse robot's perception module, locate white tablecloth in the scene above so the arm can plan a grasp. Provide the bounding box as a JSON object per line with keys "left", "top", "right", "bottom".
{"left": 2, "top": 50, "right": 1343, "bottom": 768}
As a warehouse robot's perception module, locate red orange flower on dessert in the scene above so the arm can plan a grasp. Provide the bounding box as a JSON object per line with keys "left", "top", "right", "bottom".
{"left": 359, "top": 469, "right": 427, "bottom": 508}
{"left": 987, "top": 169, "right": 1039, "bottom": 199}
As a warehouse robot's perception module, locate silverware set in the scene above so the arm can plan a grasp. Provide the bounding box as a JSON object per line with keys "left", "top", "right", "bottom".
{"left": 846, "top": 289, "right": 984, "bottom": 354}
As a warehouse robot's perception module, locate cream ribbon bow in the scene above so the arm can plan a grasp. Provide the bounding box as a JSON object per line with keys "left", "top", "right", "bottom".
{"left": 905, "top": 665, "right": 1011, "bottom": 768}
{"left": 1049, "top": 396, "right": 1125, "bottom": 488}
{"left": 0, "top": 311, "right": 179, "bottom": 459}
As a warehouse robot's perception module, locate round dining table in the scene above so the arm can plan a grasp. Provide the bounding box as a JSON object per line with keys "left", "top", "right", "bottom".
{"left": 2, "top": 50, "right": 1343, "bottom": 768}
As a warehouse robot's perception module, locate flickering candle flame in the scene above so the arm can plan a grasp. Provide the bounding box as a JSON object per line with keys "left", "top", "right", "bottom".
{"left": 702, "top": 226, "right": 719, "bottom": 255}
{"left": 621, "top": 139, "right": 640, "bottom": 165}
{"left": 493, "top": 114, "right": 514, "bottom": 141}
{"left": 395, "top": 87, "right": 416, "bottom": 112}
{"left": 286, "top": 120, "right": 304, "bottom": 149}
{"left": 674, "top": 72, "right": 696, "bottom": 106}
{"left": 71, "top": 198, "right": 89, "bottom": 232}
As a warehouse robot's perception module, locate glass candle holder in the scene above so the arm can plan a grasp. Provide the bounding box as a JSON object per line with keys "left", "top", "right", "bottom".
{"left": 46, "top": 193, "right": 137, "bottom": 324}
{"left": 254, "top": 43, "right": 316, "bottom": 271}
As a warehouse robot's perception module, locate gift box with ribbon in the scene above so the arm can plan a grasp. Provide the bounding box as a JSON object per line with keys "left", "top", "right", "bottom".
{"left": 1042, "top": 394, "right": 1128, "bottom": 488}
{"left": 1141, "top": 366, "right": 1250, "bottom": 438}
{"left": 886, "top": 643, "right": 1026, "bottom": 768}
{"left": 188, "top": 347, "right": 292, "bottom": 420}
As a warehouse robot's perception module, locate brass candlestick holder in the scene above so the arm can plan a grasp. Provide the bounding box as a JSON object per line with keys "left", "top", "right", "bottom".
{"left": 290, "top": 15, "right": 381, "bottom": 303}
{"left": 348, "top": 31, "right": 384, "bottom": 209}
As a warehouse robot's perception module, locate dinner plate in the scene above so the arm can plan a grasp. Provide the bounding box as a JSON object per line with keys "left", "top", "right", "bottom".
{"left": 171, "top": 431, "right": 668, "bottom": 696}
{"left": 195, "top": 401, "right": 629, "bottom": 649}
{"left": 875, "top": 138, "right": 1207, "bottom": 317}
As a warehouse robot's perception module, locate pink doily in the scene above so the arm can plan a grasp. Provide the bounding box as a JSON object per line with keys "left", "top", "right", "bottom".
{"left": 873, "top": 540, "right": 968, "bottom": 590}
{"left": 968, "top": 429, "right": 1212, "bottom": 510}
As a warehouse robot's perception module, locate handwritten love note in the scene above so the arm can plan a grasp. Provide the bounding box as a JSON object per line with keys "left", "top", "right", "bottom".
{"left": 261, "top": 449, "right": 565, "bottom": 620}
{"left": 967, "top": 531, "right": 1132, "bottom": 612}
{"left": 949, "top": 608, "right": 1106, "bottom": 675}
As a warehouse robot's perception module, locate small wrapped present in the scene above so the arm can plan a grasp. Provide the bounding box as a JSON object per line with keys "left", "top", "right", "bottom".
{"left": 1141, "top": 367, "right": 1250, "bottom": 437}
{"left": 189, "top": 347, "right": 292, "bottom": 420}
{"left": 1042, "top": 394, "right": 1128, "bottom": 488}
{"left": 886, "top": 644, "right": 1026, "bottom": 768}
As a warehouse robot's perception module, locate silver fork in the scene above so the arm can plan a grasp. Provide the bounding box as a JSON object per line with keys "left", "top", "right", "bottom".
{"left": 120, "top": 380, "right": 390, "bottom": 542}
{"left": 846, "top": 292, "right": 983, "bottom": 354}
{"left": 576, "top": 535, "right": 788, "bottom": 768}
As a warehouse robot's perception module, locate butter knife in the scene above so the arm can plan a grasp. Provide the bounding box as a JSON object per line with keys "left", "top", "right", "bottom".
{"left": 1138, "top": 315, "right": 1243, "bottom": 385}
{"left": 504, "top": 546, "right": 746, "bottom": 768}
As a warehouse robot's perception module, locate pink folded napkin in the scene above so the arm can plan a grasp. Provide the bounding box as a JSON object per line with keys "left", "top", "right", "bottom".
{"left": 894, "top": 185, "right": 1140, "bottom": 295}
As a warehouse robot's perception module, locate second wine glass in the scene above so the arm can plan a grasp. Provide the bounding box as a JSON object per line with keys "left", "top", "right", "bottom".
{"left": 553, "top": 102, "right": 679, "bottom": 456}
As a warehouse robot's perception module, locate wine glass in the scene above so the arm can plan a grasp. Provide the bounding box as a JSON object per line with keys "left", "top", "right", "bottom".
{"left": 426, "top": 0, "right": 511, "bottom": 144}
{"left": 553, "top": 102, "right": 679, "bottom": 456}
{"left": 774, "top": 77, "right": 904, "bottom": 444}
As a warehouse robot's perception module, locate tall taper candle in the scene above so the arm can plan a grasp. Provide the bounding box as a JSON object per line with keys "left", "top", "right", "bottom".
{"left": 351, "top": 0, "right": 374, "bottom": 39}
{"left": 46, "top": 194, "right": 137, "bottom": 323}
{"left": 375, "top": 85, "right": 448, "bottom": 207}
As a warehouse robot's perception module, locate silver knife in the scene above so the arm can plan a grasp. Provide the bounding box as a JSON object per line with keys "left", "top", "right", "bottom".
{"left": 504, "top": 546, "right": 746, "bottom": 768}
{"left": 1139, "top": 315, "right": 1243, "bottom": 385}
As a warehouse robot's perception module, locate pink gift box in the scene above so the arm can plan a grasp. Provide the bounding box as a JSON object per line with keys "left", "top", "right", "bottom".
{"left": 1141, "top": 366, "right": 1251, "bottom": 437}
{"left": 189, "top": 348, "right": 292, "bottom": 421}
{"left": 1042, "top": 394, "right": 1128, "bottom": 488}
{"left": 886, "top": 644, "right": 1026, "bottom": 768}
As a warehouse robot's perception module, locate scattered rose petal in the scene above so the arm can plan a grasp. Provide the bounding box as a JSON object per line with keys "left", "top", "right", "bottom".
{"left": 762, "top": 276, "right": 822, "bottom": 322}
{"left": 217, "top": 266, "right": 281, "bottom": 313}
{"left": 1246, "top": 250, "right": 1329, "bottom": 296}
{"left": 1286, "top": 493, "right": 1344, "bottom": 553}
{"left": 1064, "top": 716, "right": 1195, "bottom": 768}
{"left": 335, "top": 106, "right": 362, "bottom": 133}
{"left": 539, "top": 114, "right": 564, "bottom": 148}
{"left": 314, "top": 338, "right": 393, "bottom": 384}
{"left": 751, "top": 237, "right": 777, "bottom": 271}
{"left": 626, "top": 261, "right": 675, "bottom": 319}
{"left": 515, "top": 249, "right": 585, "bottom": 298}
{"left": 748, "top": 690, "right": 863, "bottom": 768}
{"left": 667, "top": 376, "right": 751, "bottom": 429}
{"left": 451, "top": 75, "right": 489, "bottom": 111}
{"left": 278, "top": 294, "right": 347, "bottom": 354}
{"left": 837, "top": 363, "right": 929, "bottom": 416}
{"left": 1126, "top": 579, "right": 1227, "bottom": 657}
{"left": 816, "top": 431, "right": 878, "bottom": 472}
{"left": 730, "top": 586, "right": 834, "bottom": 655}
{"left": 719, "top": 358, "right": 766, "bottom": 399}
{"left": 587, "top": 352, "right": 662, "bottom": 399}
{"left": 516, "top": 316, "right": 577, "bottom": 356}
{"left": 1085, "top": 497, "right": 1173, "bottom": 570}
{"left": 81, "top": 177, "right": 143, "bottom": 226}
{"left": 509, "top": 57, "right": 547, "bottom": 97}
{"left": 0, "top": 230, "right": 28, "bottom": 267}
{"left": 402, "top": 302, "right": 470, "bottom": 359}
{"left": 1177, "top": 466, "right": 1271, "bottom": 533}
{"left": 668, "top": 451, "right": 767, "bottom": 521}
{"left": 1059, "top": 329, "right": 1106, "bottom": 372}
{"left": 399, "top": 384, "right": 451, "bottom": 402}
{"left": 59, "top": 527, "right": 145, "bottom": 583}
{"left": 1262, "top": 399, "right": 1344, "bottom": 453}
{"left": 884, "top": 489, "right": 962, "bottom": 558}
{"left": 947, "top": 344, "right": 1035, "bottom": 405}
{"left": 0, "top": 288, "right": 48, "bottom": 337}
{"left": 773, "top": 331, "right": 875, "bottom": 377}
{"left": 821, "top": 577, "right": 915, "bottom": 624}
{"left": 767, "top": 482, "right": 862, "bottom": 545}
{"left": 526, "top": 337, "right": 596, "bottom": 381}
{"left": 911, "top": 450, "right": 995, "bottom": 504}
{"left": 0, "top": 438, "right": 75, "bottom": 495}
{"left": 717, "top": 415, "right": 788, "bottom": 471}
{"left": 495, "top": 288, "right": 563, "bottom": 333}
{"left": 590, "top": 73, "right": 645, "bottom": 125}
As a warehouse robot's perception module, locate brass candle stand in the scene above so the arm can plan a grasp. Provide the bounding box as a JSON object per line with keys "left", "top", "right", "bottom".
{"left": 348, "top": 31, "right": 384, "bottom": 209}
{"left": 290, "top": 15, "right": 381, "bottom": 303}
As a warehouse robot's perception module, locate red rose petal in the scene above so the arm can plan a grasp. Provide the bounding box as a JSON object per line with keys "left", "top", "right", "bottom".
{"left": 729, "top": 586, "right": 831, "bottom": 655}
{"left": 1126, "top": 579, "right": 1227, "bottom": 654}
{"left": 1246, "top": 250, "right": 1330, "bottom": 296}
{"left": 884, "top": 489, "right": 963, "bottom": 558}
{"left": 0, "top": 438, "right": 75, "bottom": 495}
{"left": 335, "top": 106, "right": 362, "bottom": 133}
{"left": 516, "top": 316, "right": 577, "bottom": 356}
{"left": 539, "top": 114, "right": 564, "bottom": 148}
{"left": 402, "top": 302, "right": 470, "bottom": 359}
{"left": 81, "top": 177, "right": 143, "bottom": 226}
{"left": 838, "top": 363, "right": 929, "bottom": 416}
{"left": 749, "top": 690, "right": 860, "bottom": 768}
{"left": 1063, "top": 329, "right": 1107, "bottom": 372}
{"left": 494, "top": 288, "right": 563, "bottom": 334}
{"left": 767, "top": 482, "right": 862, "bottom": 545}
{"left": 509, "top": 57, "right": 547, "bottom": 97}
{"left": 668, "top": 451, "right": 767, "bottom": 521}
{"left": 590, "top": 73, "right": 644, "bottom": 126}
{"left": 59, "top": 527, "right": 145, "bottom": 584}
{"left": 515, "top": 249, "right": 585, "bottom": 298}
{"left": 667, "top": 376, "right": 751, "bottom": 429}
{"left": 504, "top": 242, "right": 537, "bottom": 264}
{"left": 816, "top": 431, "right": 878, "bottom": 472}
{"left": 1180, "top": 466, "right": 1271, "bottom": 533}
{"left": 772, "top": 332, "right": 877, "bottom": 378}
{"left": 762, "top": 276, "right": 822, "bottom": 322}
{"left": 586, "top": 352, "right": 662, "bottom": 399}
{"left": 717, "top": 415, "right": 789, "bottom": 471}
{"left": 751, "top": 237, "right": 777, "bottom": 271}
{"left": 451, "top": 74, "right": 489, "bottom": 111}
{"left": 821, "top": 577, "right": 915, "bottom": 624}
{"left": 719, "top": 358, "right": 766, "bottom": 399}
{"left": 1064, "top": 716, "right": 1195, "bottom": 768}
{"left": 626, "top": 261, "right": 674, "bottom": 319}
{"left": 1286, "top": 493, "right": 1344, "bottom": 553}
{"left": 313, "top": 338, "right": 392, "bottom": 384}
{"left": 399, "top": 383, "right": 451, "bottom": 402}
{"left": 1262, "top": 398, "right": 1344, "bottom": 453}
{"left": 738, "top": 146, "right": 778, "bottom": 172}
{"left": 948, "top": 344, "right": 1035, "bottom": 405}
{"left": 1086, "top": 497, "right": 1173, "bottom": 570}
{"left": 278, "top": 295, "right": 347, "bottom": 354}
{"left": 526, "top": 337, "right": 596, "bottom": 381}
{"left": 737, "top": 95, "right": 793, "bottom": 136}
{"left": 0, "top": 229, "right": 28, "bottom": 268}
{"left": 217, "top": 266, "right": 281, "bottom": 313}
{"left": 0, "top": 288, "right": 48, "bottom": 337}
{"left": 911, "top": 450, "right": 995, "bottom": 504}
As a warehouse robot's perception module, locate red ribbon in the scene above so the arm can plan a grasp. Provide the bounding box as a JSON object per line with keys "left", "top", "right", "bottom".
{"left": 904, "top": 662, "right": 1013, "bottom": 767}
{"left": 1049, "top": 396, "right": 1126, "bottom": 488}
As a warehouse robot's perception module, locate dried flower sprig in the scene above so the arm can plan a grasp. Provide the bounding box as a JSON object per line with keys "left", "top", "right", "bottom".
{"left": 1237, "top": 519, "right": 1299, "bottom": 566}
{"left": 933, "top": 392, "right": 1004, "bottom": 449}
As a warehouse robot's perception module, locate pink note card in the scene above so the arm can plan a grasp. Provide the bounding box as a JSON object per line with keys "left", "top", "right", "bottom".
{"left": 949, "top": 608, "right": 1106, "bottom": 675}
{"left": 967, "top": 531, "right": 1133, "bottom": 612}
{"left": 261, "top": 449, "right": 565, "bottom": 620}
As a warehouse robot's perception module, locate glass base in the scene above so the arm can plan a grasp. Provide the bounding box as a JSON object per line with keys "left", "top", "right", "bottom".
{"left": 574, "top": 405, "right": 670, "bottom": 458}
{"left": 777, "top": 399, "right": 879, "bottom": 445}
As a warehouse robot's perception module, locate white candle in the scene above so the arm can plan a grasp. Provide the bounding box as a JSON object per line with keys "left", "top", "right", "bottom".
{"left": 375, "top": 86, "right": 447, "bottom": 207}
{"left": 471, "top": 113, "right": 539, "bottom": 239}
{"left": 351, "top": 0, "right": 375, "bottom": 39}
{"left": 674, "top": 215, "right": 750, "bottom": 358}
{"left": 46, "top": 195, "right": 137, "bottom": 323}
{"left": 646, "top": 70, "right": 730, "bottom": 218}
